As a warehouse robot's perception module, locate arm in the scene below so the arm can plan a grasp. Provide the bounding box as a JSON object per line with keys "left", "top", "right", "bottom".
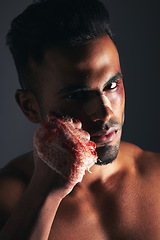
{"left": 0, "top": 158, "right": 72, "bottom": 240}
{"left": 0, "top": 117, "right": 97, "bottom": 240}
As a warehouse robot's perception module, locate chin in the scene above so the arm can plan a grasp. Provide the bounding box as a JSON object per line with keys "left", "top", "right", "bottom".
{"left": 95, "top": 140, "right": 120, "bottom": 165}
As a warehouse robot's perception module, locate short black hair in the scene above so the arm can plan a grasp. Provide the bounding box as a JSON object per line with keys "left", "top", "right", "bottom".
{"left": 6, "top": 0, "right": 112, "bottom": 95}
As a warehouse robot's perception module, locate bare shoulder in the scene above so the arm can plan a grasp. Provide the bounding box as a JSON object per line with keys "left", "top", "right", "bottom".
{"left": 120, "top": 141, "right": 160, "bottom": 174}
{"left": 137, "top": 147, "right": 160, "bottom": 174}
{"left": 120, "top": 141, "right": 143, "bottom": 157}
{"left": 3, "top": 151, "right": 34, "bottom": 180}
{"left": 0, "top": 151, "right": 34, "bottom": 228}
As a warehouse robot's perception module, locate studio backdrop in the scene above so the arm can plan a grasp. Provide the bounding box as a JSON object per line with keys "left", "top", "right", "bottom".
{"left": 0, "top": 0, "right": 159, "bottom": 167}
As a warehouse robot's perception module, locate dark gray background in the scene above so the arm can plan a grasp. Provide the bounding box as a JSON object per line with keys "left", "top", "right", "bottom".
{"left": 0, "top": 0, "right": 159, "bottom": 168}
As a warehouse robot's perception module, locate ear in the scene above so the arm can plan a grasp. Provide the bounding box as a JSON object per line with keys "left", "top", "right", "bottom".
{"left": 15, "top": 89, "right": 42, "bottom": 123}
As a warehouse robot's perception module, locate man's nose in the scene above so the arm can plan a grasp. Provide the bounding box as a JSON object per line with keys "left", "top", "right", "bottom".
{"left": 83, "top": 93, "right": 113, "bottom": 122}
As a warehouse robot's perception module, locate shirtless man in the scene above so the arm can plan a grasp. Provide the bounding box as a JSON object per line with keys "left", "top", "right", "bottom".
{"left": 0, "top": 0, "right": 160, "bottom": 239}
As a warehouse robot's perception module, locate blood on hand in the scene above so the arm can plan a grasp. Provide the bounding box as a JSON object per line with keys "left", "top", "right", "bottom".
{"left": 34, "top": 116, "right": 97, "bottom": 184}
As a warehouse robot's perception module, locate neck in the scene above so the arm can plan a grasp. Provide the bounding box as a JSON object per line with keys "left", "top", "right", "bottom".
{"left": 81, "top": 150, "right": 123, "bottom": 187}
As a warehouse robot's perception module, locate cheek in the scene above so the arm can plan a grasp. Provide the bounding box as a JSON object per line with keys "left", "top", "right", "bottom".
{"left": 110, "top": 84, "right": 125, "bottom": 114}
{"left": 53, "top": 102, "right": 81, "bottom": 119}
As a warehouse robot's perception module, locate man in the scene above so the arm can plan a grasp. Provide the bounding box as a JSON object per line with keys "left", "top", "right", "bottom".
{"left": 0, "top": 0, "right": 160, "bottom": 239}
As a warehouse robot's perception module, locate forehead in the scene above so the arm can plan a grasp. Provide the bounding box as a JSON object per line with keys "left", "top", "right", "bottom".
{"left": 32, "top": 35, "right": 120, "bottom": 90}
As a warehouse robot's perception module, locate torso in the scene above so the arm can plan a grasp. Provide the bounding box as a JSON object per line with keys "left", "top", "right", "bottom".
{"left": 2, "top": 142, "right": 160, "bottom": 239}
{"left": 49, "top": 152, "right": 160, "bottom": 240}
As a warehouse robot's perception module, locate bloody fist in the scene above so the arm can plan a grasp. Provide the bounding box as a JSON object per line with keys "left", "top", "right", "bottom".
{"left": 34, "top": 116, "right": 97, "bottom": 184}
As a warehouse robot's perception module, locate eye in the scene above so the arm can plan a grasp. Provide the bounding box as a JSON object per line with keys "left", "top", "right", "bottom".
{"left": 65, "top": 92, "right": 78, "bottom": 99}
{"left": 108, "top": 82, "right": 117, "bottom": 89}
{"left": 104, "top": 80, "right": 121, "bottom": 91}
{"left": 65, "top": 91, "right": 88, "bottom": 100}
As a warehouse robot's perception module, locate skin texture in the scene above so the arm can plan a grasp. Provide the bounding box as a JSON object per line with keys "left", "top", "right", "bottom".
{"left": 0, "top": 35, "right": 160, "bottom": 239}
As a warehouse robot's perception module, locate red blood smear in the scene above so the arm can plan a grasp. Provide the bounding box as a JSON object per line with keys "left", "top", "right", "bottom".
{"left": 42, "top": 117, "right": 60, "bottom": 144}
{"left": 86, "top": 141, "right": 97, "bottom": 156}
{"left": 43, "top": 116, "right": 97, "bottom": 158}
{"left": 42, "top": 124, "right": 53, "bottom": 144}
{"left": 60, "top": 139, "right": 75, "bottom": 155}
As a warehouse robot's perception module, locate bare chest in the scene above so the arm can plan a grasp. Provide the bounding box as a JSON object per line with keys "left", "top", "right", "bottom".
{"left": 48, "top": 176, "right": 160, "bottom": 240}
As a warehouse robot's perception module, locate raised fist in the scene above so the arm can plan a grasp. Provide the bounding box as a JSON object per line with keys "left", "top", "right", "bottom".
{"left": 34, "top": 116, "right": 97, "bottom": 184}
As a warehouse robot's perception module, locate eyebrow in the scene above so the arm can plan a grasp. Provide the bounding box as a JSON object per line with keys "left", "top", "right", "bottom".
{"left": 58, "top": 72, "right": 123, "bottom": 95}
{"left": 58, "top": 84, "right": 90, "bottom": 95}
{"left": 106, "top": 72, "right": 123, "bottom": 86}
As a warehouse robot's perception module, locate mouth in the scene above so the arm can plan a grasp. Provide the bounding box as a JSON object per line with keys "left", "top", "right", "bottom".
{"left": 90, "top": 128, "right": 120, "bottom": 147}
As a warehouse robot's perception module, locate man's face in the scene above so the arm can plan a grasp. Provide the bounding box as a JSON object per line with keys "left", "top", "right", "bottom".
{"left": 33, "top": 35, "right": 125, "bottom": 164}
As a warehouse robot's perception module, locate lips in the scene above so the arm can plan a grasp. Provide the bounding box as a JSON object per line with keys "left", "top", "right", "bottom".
{"left": 90, "top": 127, "right": 119, "bottom": 146}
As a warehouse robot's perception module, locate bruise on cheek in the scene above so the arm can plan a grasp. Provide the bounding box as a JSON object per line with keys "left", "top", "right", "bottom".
{"left": 117, "top": 82, "right": 125, "bottom": 108}
{"left": 110, "top": 80, "right": 125, "bottom": 106}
